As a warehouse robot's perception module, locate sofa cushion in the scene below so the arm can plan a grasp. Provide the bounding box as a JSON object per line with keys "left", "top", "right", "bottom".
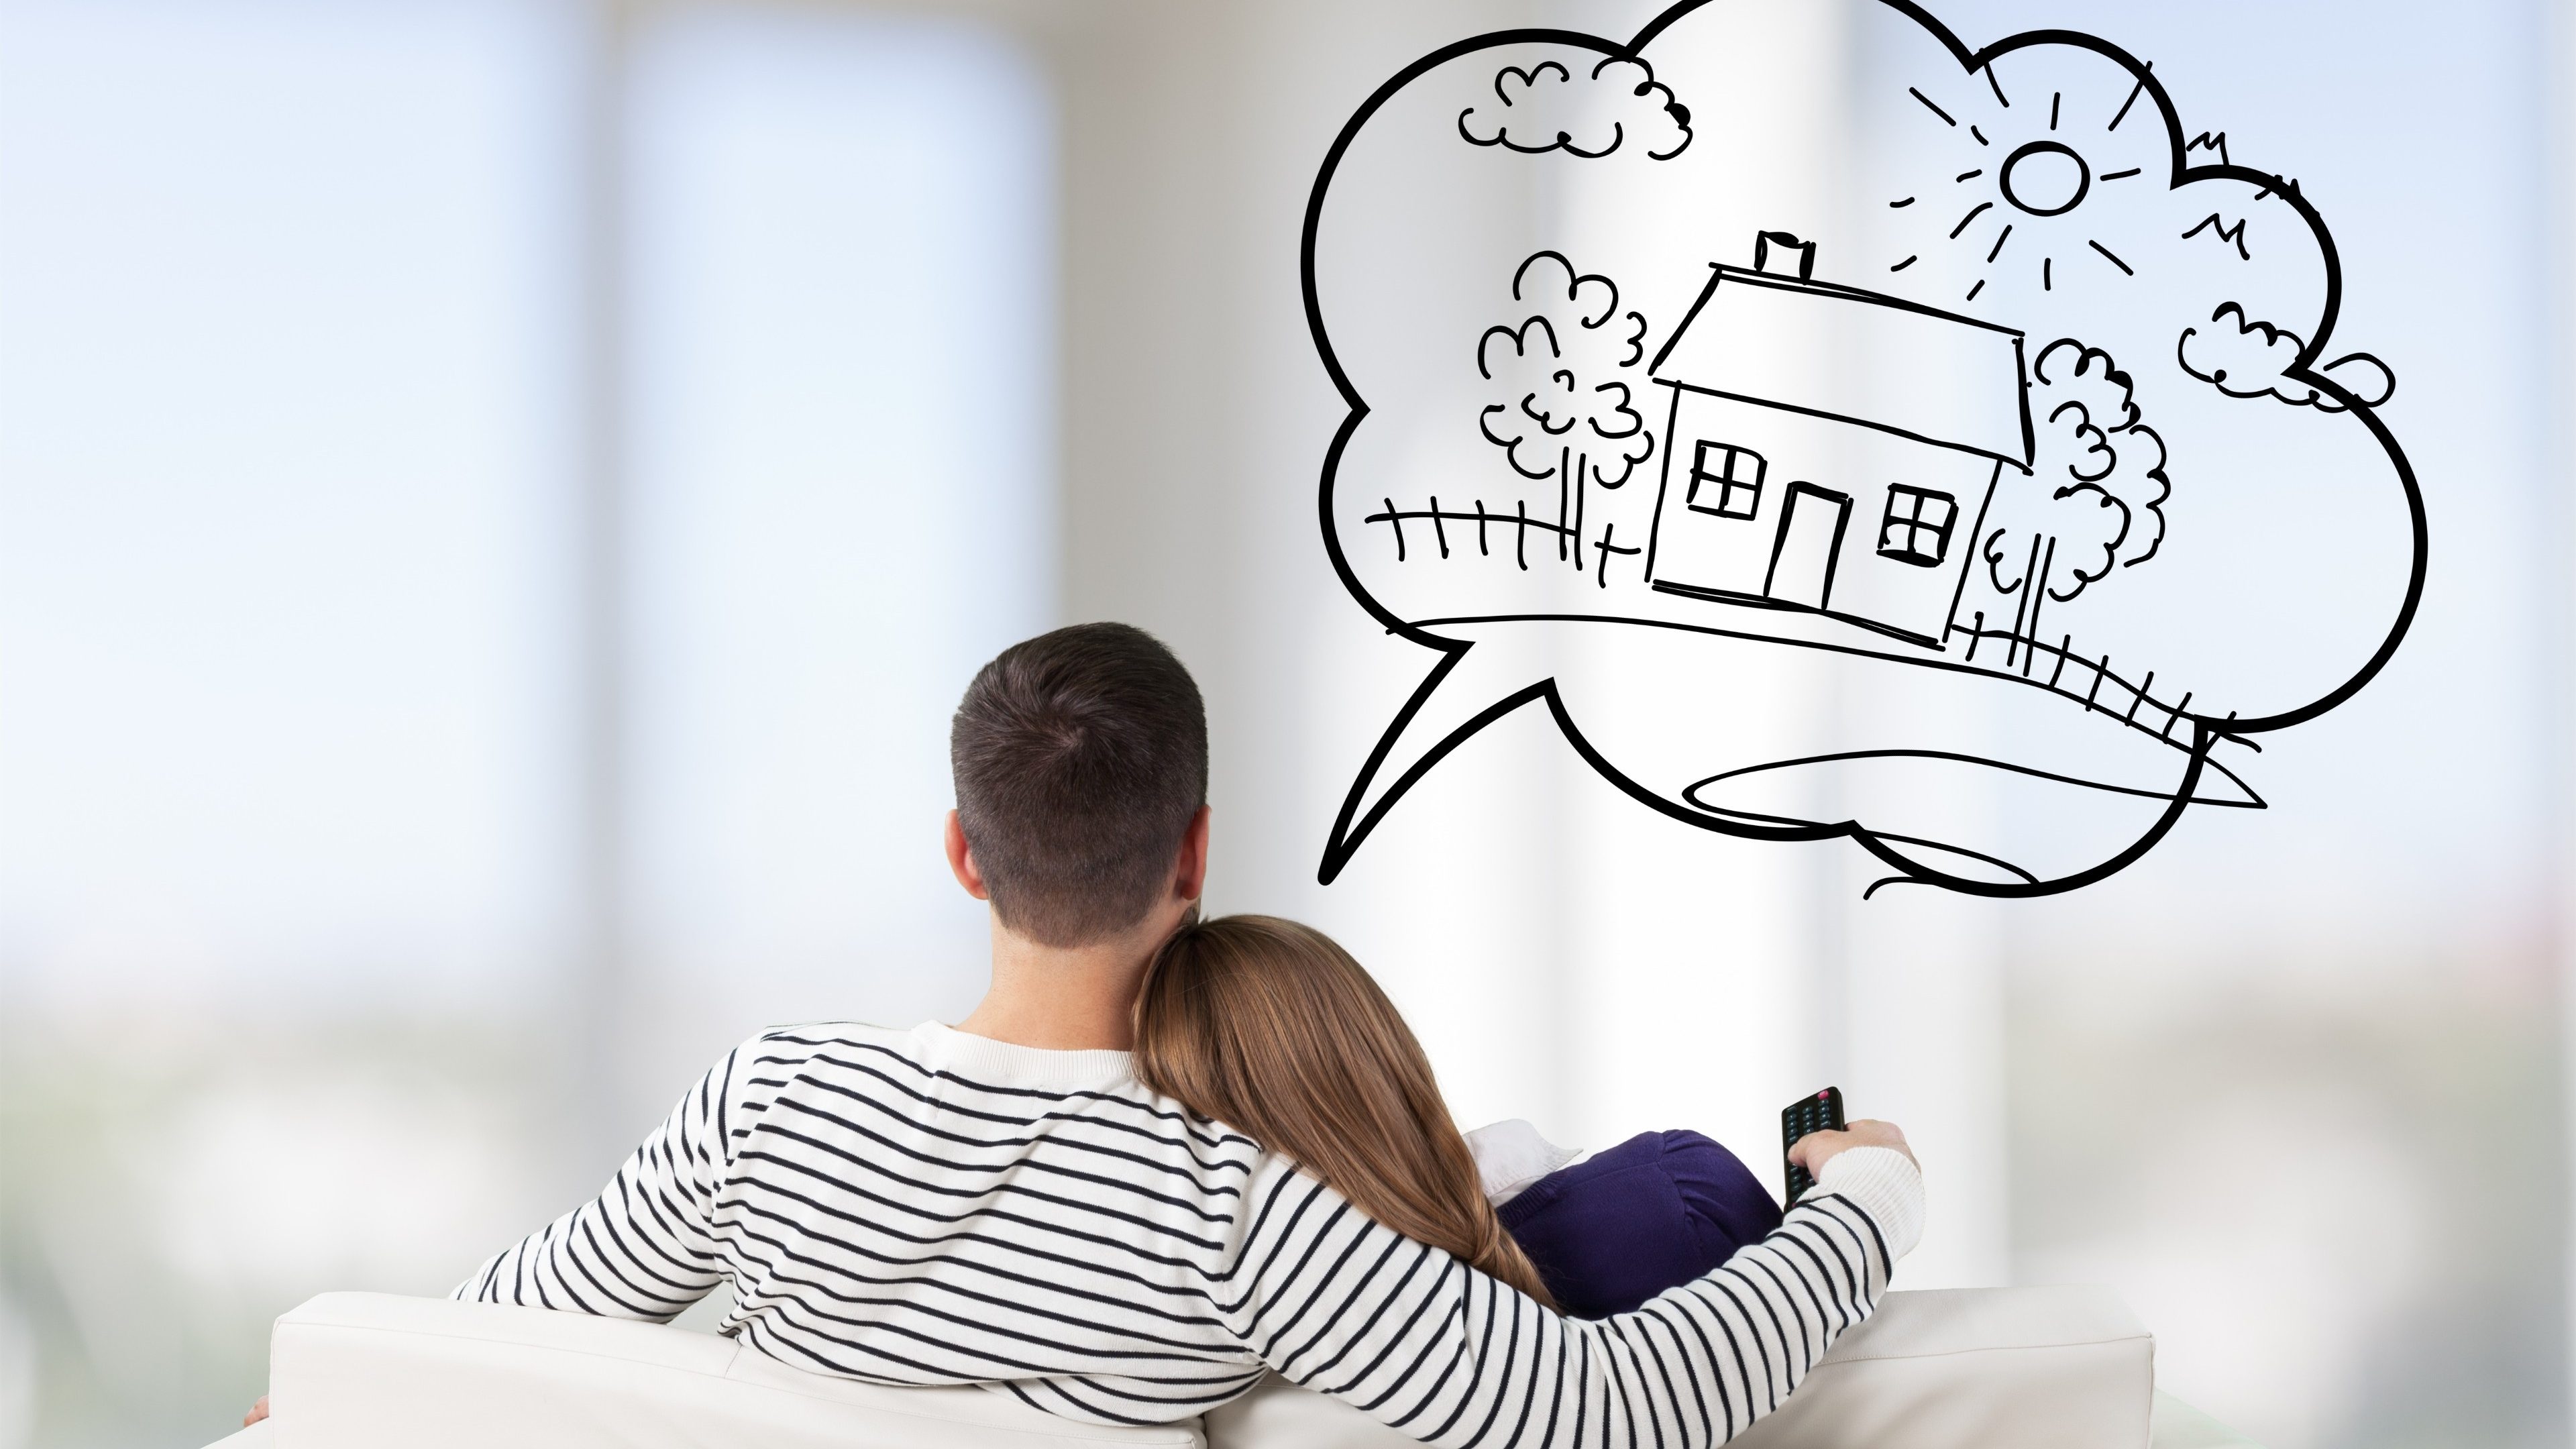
{"left": 1201, "top": 1285, "right": 2154, "bottom": 1449}
{"left": 243, "top": 1286, "right": 2182, "bottom": 1449}
{"left": 266, "top": 1292, "right": 1202, "bottom": 1448}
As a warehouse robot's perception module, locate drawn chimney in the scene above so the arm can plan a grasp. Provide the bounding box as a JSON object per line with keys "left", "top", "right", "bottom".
{"left": 1753, "top": 229, "right": 1817, "bottom": 282}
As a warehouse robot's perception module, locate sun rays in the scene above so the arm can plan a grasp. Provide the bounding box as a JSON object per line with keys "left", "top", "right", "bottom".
{"left": 1892, "top": 59, "right": 2156, "bottom": 304}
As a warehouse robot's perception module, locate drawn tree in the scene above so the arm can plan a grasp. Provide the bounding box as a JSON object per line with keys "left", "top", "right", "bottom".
{"left": 1980, "top": 339, "right": 2169, "bottom": 651}
{"left": 1477, "top": 252, "right": 1654, "bottom": 569}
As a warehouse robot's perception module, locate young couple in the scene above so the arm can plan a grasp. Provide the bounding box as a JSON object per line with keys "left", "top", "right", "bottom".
{"left": 254, "top": 623, "right": 1922, "bottom": 1444}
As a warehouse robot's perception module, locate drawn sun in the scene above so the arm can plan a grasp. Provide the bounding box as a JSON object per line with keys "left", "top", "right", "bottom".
{"left": 1885, "top": 61, "right": 2164, "bottom": 305}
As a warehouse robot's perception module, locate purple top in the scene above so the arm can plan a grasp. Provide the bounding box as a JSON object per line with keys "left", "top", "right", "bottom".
{"left": 1498, "top": 1129, "right": 1786, "bottom": 1320}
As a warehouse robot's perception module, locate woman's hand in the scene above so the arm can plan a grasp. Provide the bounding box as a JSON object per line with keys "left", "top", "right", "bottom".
{"left": 242, "top": 1395, "right": 268, "bottom": 1427}
{"left": 1786, "top": 1118, "right": 1915, "bottom": 1176}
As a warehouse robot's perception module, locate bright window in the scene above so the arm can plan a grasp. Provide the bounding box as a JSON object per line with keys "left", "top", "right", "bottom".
{"left": 0, "top": 2, "right": 1055, "bottom": 1439}
{"left": 623, "top": 9, "right": 1055, "bottom": 1052}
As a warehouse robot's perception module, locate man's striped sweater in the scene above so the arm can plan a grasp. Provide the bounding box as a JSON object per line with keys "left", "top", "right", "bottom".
{"left": 457, "top": 1021, "right": 1923, "bottom": 1446}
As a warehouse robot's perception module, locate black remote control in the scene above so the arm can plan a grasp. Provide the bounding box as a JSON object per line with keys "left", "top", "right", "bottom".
{"left": 1780, "top": 1086, "right": 1845, "bottom": 1205}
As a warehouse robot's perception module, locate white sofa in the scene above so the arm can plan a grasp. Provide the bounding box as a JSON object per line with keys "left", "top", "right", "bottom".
{"left": 210, "top": 1286, "right": 2260, "bottom": 1448}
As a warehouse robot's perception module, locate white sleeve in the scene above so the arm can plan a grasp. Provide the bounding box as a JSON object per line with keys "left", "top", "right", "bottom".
{"left": 1220, "top": 1144, "right": 1924, "bottom": 1447}
{"left": 1462, "top": 1118, "right": 1580, "bottom": 1206}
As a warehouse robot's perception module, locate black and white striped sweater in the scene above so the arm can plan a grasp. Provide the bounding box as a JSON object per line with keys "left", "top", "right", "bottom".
{"left": 457, "top": 1022, "right": 1923, "bottom": 1445}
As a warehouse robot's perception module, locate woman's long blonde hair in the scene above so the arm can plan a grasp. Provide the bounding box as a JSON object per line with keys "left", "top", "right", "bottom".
{"left": 1132, "top": 914, "right": 1556, "bottom": 1309}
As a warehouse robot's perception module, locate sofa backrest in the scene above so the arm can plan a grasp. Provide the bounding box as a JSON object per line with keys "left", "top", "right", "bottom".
{"left": 268, "top": 1292, "right": 1203, "bottom": 1448}
{"left": 262, "top": 1285, "right": 2152, "bottom": 1449}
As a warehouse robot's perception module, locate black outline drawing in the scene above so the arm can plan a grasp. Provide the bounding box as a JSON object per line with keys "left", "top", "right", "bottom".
{"left": 2000, "top": 139, "right": 2090, "bottom": 217}
{"left": 1686, "top": 441, "right": 1766, "bottom": 520}
{"left": 1977, "top": 337, "right": 2169, "bottom": 649}
{"left": 1878, "top": 485, "right": 1960, "bottom": 568}
{"left": 1637, "top": 241, "right": 2032, "bottom": 654}
{"left": 2179, "top": 301, "right": 2396, "bottom": 411}
{"left": 1460, "top": 252, "right": 1657, "bottom": 580}
{"left": 1303, "top": 0, "right": 2426, "bottom": 898}
{"left": 1896, "top": 62, "right": 2167, "bottom": 303}
{"left": 1458, "top": 54, "right": 1694, "bottom": 160}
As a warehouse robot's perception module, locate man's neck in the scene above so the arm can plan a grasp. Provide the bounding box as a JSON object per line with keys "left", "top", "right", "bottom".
{"left": 953, "top": 912, "right": 1173, "bottom": 1052}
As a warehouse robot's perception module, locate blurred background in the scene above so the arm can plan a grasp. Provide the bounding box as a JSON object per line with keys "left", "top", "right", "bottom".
{"left": 0, "top": 0, "right": 2563, "bottom": 1446}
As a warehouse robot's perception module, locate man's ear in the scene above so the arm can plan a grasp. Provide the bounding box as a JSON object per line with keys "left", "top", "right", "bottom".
{"left": 1173, "top": 805, "right": 1212, "bottom": 904}
{"left": 945, "top": 810, "right": 991, "bottom": 900}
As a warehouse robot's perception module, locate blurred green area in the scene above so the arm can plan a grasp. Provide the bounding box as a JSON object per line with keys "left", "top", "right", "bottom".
{"left": 1, "top": 1015, "right": 561, "bottom": 1448}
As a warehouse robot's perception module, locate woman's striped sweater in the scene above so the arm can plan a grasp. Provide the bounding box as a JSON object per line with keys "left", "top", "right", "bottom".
{"left": 456, "top": 1021, "right": 1923, "bottom": 1446}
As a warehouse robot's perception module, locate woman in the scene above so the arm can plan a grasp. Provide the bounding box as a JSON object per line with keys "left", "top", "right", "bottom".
{"left": 1132, "top": 913, "right": 1887, "bottom": 1320}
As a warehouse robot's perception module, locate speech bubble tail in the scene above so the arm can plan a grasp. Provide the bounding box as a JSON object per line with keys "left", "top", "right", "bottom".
{"left": 1320, "top": 643, "right": 1553, "bottom": 884}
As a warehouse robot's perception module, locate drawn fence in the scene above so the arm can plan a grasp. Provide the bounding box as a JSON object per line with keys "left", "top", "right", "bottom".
{"left": 1950, "top": 610, "right": 2216, "bottom": 751}
{"left": 1363, "top": 496, "right": 1640, "bottom": 587}
{"left": 1358, "top": 503, "right": 2215, "bottom": 753}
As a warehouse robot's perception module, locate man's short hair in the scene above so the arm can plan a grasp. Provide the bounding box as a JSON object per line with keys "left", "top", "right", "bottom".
{"left": 950, "top": 623, "right": 1208, "bottom": 947}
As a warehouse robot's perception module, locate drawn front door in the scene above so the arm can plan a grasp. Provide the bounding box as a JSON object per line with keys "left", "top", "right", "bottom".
{"left": 1765, "top": 482, "right": 1849, "bottom": 610}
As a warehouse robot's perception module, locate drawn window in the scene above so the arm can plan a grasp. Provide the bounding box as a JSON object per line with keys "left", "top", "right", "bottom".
{"left": 1686, "top": 440, "right": 1764, "bottom": 520}
{"left": 1878, "top": 484, "right": 1958, "bottom": 567}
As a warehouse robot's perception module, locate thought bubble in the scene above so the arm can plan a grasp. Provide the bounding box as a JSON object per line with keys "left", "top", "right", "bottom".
{"left": 1305, "top": 0, "right": 2424, "bottom": 896}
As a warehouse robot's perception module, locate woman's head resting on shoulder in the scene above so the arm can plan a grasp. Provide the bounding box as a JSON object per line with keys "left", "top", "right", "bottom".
{"left": 1131, "top": 914, "right": 1556, "bottom": 1309}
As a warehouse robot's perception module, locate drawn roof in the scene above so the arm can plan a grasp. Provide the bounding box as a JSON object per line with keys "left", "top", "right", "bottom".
{"left": 1649, "top": 265, "right": 2033, "bottom": 469}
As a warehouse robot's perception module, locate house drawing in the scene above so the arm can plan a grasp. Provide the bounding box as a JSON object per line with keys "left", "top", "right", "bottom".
{"left": 1644, "top": 232, "right": 2034, "bottom": 650}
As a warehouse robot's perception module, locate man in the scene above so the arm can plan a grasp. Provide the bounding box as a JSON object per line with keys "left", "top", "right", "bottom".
{"left": 250, "top": 622, "right": 1921, "bottom": 1443}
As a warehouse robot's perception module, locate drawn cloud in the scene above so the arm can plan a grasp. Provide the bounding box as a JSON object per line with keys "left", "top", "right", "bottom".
{"left": 2179, "top": 301, "right": 2397, "bottom": 410}
{"left": 1458, "top": 56, "right": 1692, "bottom": 160}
